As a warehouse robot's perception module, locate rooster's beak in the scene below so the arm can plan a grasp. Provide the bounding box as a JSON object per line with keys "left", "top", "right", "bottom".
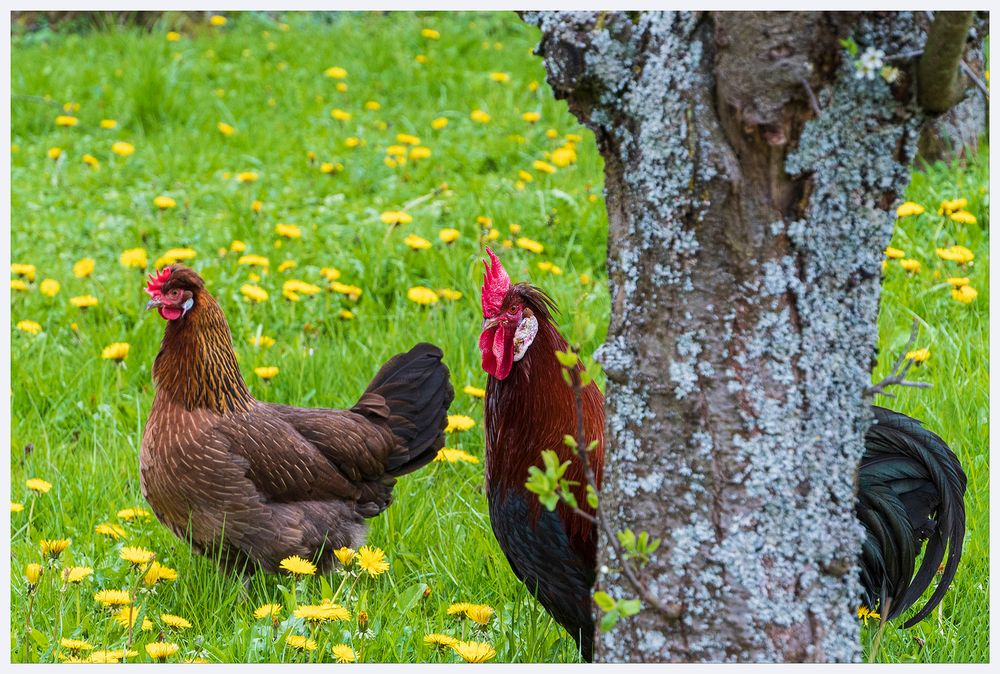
{"left": 482, "top": 317, "right": 499, "bottom": 331}
{"left": 146, "top": 297, "right": 162, "bottom": 311}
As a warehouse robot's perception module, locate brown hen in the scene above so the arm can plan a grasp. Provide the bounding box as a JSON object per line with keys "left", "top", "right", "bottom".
{"left": 140, "top": 265, "right": 454, "bottom": 574}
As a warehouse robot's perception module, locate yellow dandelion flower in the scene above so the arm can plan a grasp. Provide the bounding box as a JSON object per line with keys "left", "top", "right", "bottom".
{"left": 11, "top": 502, "right": 24, "bottom": 513}
{"left": 255, "top": 366, "right": 280, "bottom": 380}
{"left": 11, "top": 279, "right": 29, "bottom": 292}
{"left": 118, "top": 507, "right": 152, "bottom": 520}
{"left": 82, "top": 153, "right": 100, "bottom": 169}
{"left": 404, "top": 234, "right": 432, "bottom": 251}
{"left": 357, "top": 545, "right": 390, "bottom": 577}
{"left": 515, "top": 237, "right": 544, "bottom": 254}
{"left": 952, "top": 285, "right": 977, "bottom": 304}
{"left": 145, "top": 642, "right": 179, "bottom": 660}
{"left": 209, "top": 14, "right": 227, "bottom": 26}
{"left": 101, "top": 342, "right": 130, "bottom": 362}
{"left": 153, "top": 195, "right": 176, "bottom": 210}
{"left": 331, "top": 644, "right": 356, "bottom": 662}
{"left": 344, "top": 137, "right": 361, "bottom": 149}
{"left": 470, "top": 109, "right": 491, "bottom": 124}
{"left": 120, "top": 546, "right": 155, "bottom": 565}
{"left": 88, "top": 649, "right": 137, "bottom": 664}
{"left": 431, "top": 116, "right": 448, "bottom": 130}
{"left": 324, "top": 66, "right": 348, "bottom": 79}
{"left": 857, "top": 605, "right": 881, "bottom": 625}
{"left": 113, "top": 606, "right": 153, "bottom": 631}
{"left": 339, "top": 309, "right": 355, "bottom": 320}
{"left": 446, "top": 415, "right": 476, "bottom": 432}
{"left": 448, "top": 602, "right": 474, "bottom": 616}
{"left": 111, "top": 141, "right": 134, "bottom": 157}
{"left": 70, "top": 295, "right": 98, "bottom": 309}
{"left": 238, "top": 254, "right": 270, "bottom": 269}
{"left": 285, "top": 635, "right": 317, "bottom": 651}
{"left": 895, "top": 202, "right": 924, "bottom": 217}
{"left": 938, "top": 198, "right": 968, "bottom": 215}
{"left": 60, "top": 638, "right": 92, "bottom": 651}
{"left": 883, "top": 246, "right": 904, "bottom": 259}
{"left": 521, "top": 111, "right": 541, "bottom": 123}
{"left": 330, "top": 281, "right": 363, "bottom": 300}
{"left": 166, "top": 31, "right": 181, "bottom": 41}
{"left": 410, "top": 146, "right": 432, "bottom": 160}
{"left": 26, "top": 477, "right": 52, "bottom": 493}
{"left": 73, "top": 257, "right": 95, "bottom": 278}
{"left": 935, "top": 245, "right": 974, "bottom": 264}
{"left": 254, "top": 603, "right": 283, "bottom": 620}
{"left": 100, "top": 119, "right": 117, "bottom": 129}
{"left": 949, "top": 210, "right": 977, "bottom": 225}
{"left": 463, "top": 385, "right": 485, "bottom": 398}
{"left": 437, "top": 288, "right": 462, "bottom": 301}
{"left": 160, "top": 614, "right": 192, "bottom": 629}
{"left": 330, "top": 108, "right": 351, "bottom": 121}
{"left": 11, "top": 262, "right": 36, "bottom": 280}
{"left": 17, "top": 320, "right": 42, "bottom": 335}
{"left": 532, "top": 159, "right": 556, "bottom": 174}
{"left": 294, "top": 603, "right": 351, "bottom": 622}
{"left": 899, "top": 258, "right": 920, "bottom": 273}
{"left": 217, "top": 121, "right": 236, "bottom": 136}
{"left": 452, "top": 640, "right": 496, "bottom": 663}
{"left": 905, "top": 348, "right": 930, "bottom": 363}
{"left": 551, "top": 145, "right": 577, "bottom": 167}
{"left": 408, "top": 286, "right": 439, "bottom": 305}
{"left": 282, "top": 279, "right": 322, "bottom": 301}
{"left": 465, "top": 604, "right": 494, "bottom": 625}
{"left": 275, "top": 223, "right": 302, "bottom": 239}
{"left": 422, "top": 28, "right": 440, "bottom": 39}
{"left": 238, "top": 284, "right": 268, "bottom": 304}
{"left": 144, "top": 561, "right": 178, "bottom": 586}
{"left": 279, "top": 555, "right": 316, "bottom": 576}
{"left": 424, "top": 633, "right": 459, "bottom": 648}
{"left": 438, "top": 228, "right": 460, "bottom": 244}
{"left": 38, "top": 279, "right": 59, "bottom": 297}
{"left": 155, "top": 247, "right": 197, "bottom": 267}
{"left": 65, "top": 567, "right": 93, "bottom": 583}
{"left": 434, "top": 448, "right": 480, "bottom": 464}
{"left": 277, "top": 260, "right": 297, "bottom": 274}
{"left": 40, "top": 538, "right": 71, "bottom": 557}
{"left": 119, "top": 248, "right": 147, "bottom": 269}
{"left": 94, "top": 589, "right": 131, "bottom": 606}
{"left": 48, "top": 146, "right": 63, "bottom": 160}
{"left": 397, "top": 133, "right": 421, "bottom": 145}
{"left": 249, "top": 334, "right": 276, "bottom": 348}
{"left": 946, "top": 277, "right": 970, "bottom": 287}
{"left": 334, "top": 547, "right": 356, "bottom": 566}
{"left": 378, "top": 209, "right": 413, "bottom": 226}
{"left": 25, "top": 563, "right": 43, "bottom": 585}
{"left": 95, "top": 522, "right": 127, "bottom": 539}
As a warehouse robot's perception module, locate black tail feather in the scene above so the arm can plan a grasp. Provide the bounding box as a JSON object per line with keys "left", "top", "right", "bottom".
{"left": 859, "top": 406, "right": 967, "bottom": 626}
{"left": 354, "top": 343, "right": 454, "bottom": 477}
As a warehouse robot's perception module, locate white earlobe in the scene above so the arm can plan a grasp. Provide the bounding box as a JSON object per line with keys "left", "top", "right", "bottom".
{"left": 512, "top": 314, "right": 538, "bottom": 362}
{"left": 181, "top": 297, "right": 194, "bottom": 316}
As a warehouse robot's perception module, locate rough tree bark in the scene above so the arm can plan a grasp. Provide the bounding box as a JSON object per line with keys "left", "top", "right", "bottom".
{"left": 524, "top": 11, "right": 974, "bottom": 662}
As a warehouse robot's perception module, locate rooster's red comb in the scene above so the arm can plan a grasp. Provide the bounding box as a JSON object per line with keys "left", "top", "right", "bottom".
{"left": 481, "top": 246, "right": 511, "bottom": 317}
{"left": 145, "top": 267, "right": 172, "bottom": 298}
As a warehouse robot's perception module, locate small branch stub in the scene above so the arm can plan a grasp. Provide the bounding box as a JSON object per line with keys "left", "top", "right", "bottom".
{"left": 864, "top": 319, "right": 932, "bottom": 399}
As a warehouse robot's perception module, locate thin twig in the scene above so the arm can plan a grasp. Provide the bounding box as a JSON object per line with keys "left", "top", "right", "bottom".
{"left": 959, "top": 60, "right": 989, "bottom": 99}
{"left": 565, "top": 358, "right": 682, "bottom": 621}
{"left": 864, "top": 319, "right": 932, "bottom": 399}
{"left": 800, "top": 78, "right": 821, "bottom": 116}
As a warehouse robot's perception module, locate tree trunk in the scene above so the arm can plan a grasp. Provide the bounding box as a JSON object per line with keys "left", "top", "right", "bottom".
{"left": 525, "top": 11, "right": 937, "bottom": 662}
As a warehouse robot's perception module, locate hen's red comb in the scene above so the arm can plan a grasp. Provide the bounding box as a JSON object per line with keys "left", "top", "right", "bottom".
{"left": 145, "top": 267, "right": 172, "bottom": 298}
{"left": 481, "top": 246, "right": 511, "bottom": 317}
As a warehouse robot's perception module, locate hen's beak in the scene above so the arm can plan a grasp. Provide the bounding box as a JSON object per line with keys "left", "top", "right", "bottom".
{"left": 145, "top": 297, "right": 162, "bottom": 311}
{"left": 482, "top": 317, "right": 500, "bottom": 331}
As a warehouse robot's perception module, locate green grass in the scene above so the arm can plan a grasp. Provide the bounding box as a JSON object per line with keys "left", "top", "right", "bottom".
{"left": 9, "top": 11, "right": 988, "bottom": 664}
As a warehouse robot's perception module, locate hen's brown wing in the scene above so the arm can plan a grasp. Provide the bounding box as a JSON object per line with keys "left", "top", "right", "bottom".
{"left": 219, "top": 401, "right": 400, "bottom": 515}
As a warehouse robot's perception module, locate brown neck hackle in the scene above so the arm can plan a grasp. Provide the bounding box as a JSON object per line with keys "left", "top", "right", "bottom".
{"left": 153, "top": 287, "right": 253, "bottom": 414}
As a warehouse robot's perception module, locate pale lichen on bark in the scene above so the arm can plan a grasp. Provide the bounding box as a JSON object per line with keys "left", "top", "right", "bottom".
{"left": 526, "top": 10, "right": 932, "bottom": 662}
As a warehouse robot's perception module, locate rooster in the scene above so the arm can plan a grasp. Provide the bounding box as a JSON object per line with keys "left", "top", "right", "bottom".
{"left": 478, "top": 247, "right": 966, "bottom": 660}
{"left": 141, "top": 264, "right": 454, "bottom": 574}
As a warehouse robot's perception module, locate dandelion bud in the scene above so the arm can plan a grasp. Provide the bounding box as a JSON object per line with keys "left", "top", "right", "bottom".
{"left": 357, "top": 611, "right": 369, "bottom": 631}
